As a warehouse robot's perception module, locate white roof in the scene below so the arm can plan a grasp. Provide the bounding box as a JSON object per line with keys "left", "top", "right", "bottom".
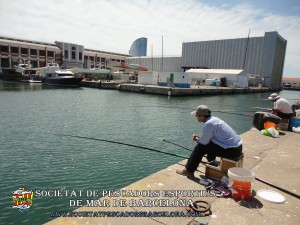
{"left": 186, "top": 69, "right": 243, "bottom": 75}
{"left": 69, "top": 68, "right": 110, "bottom": 74}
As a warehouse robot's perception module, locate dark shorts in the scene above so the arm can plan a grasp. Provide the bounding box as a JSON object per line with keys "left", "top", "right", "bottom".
{"left": 277, "top": 112, "right": 294, "bottom": 119}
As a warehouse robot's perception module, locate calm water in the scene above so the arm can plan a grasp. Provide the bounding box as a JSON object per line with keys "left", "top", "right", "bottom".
{"left": 0, "top": 80, "right": 299, "bottom": 225}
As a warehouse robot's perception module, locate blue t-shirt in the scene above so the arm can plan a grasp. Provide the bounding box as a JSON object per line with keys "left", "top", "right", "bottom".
{"left": 197, "top": 116, "right": 242, "bottom": 149}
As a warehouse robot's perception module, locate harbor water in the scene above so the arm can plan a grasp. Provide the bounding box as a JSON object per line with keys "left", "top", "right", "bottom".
{"left": 0, "top": 80, "right": 299, "bottom": 225}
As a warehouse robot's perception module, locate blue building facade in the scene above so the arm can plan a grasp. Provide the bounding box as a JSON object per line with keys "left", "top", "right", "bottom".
{"left": 129, "top": 37, "right": 147, "bottom": 56}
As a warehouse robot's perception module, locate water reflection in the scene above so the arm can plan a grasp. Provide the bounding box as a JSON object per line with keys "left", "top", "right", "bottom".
{"left": 0, "top": 80, "right": 42, "bottom": 92}
{"left": 0, "top": 80, "right": 85, "bottom": 92}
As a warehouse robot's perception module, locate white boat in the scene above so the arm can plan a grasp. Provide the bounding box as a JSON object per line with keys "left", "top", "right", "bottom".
{"left": 20, "top": 68, "right": 42, "bottom": 83}
{"left": 107, "top": 61, "right": 147, "bottom": 73}
{"left": 21, "top": 73, "right": 42, "bottom": 83}
{"left": 15, "top": 59, "right": 32, "bottom": 74}
{"left": 38, "top": 63, "right": 83, "bottom": 87}
{"left": 2, "top": 59, "right": 41, "bottom": 82}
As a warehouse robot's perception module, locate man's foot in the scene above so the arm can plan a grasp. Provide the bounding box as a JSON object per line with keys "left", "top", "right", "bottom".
{"left": 208, "top": 160, "right": 220, "bottom": 167}
{"left": 176, "top": 168, "right": 194, "bottom": 177}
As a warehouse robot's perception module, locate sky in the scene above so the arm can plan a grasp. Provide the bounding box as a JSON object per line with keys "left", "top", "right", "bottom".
{"left": 0, "top": 0, "right": 299, "bottom": 78}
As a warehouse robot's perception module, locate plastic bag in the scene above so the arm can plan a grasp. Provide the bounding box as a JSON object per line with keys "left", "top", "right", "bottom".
{"left": 261, "top": 127, "right": 279, "bottom": 138}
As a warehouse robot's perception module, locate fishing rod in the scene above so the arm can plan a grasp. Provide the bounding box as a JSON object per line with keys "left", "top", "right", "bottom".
{"left": 252, "top": 107, "right": 270, "bottom": 110}
{"left": 258, "top": 98, "right": 299, "bottom": 101}
{"left": 138, "top": 105, "right": 254, "bottom": 117}
{"left": 163, "top": 139, "right": 192, "bottom": 152}
{"left": 216, "top": 111, "right": 253, "bottom": 117}
{"left": 255, "top": 177, "right": 300, "bottom": 200}
{"left": 56, "top": 134, "right": 188, "bottom": 159}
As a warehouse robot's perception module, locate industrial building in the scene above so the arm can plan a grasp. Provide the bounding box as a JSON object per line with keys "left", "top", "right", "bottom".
{"left": 0, "top": 36, "right": 129, "bottom": 70}
{"left": 126, "top": 31, "right": 287, "bottom": 89}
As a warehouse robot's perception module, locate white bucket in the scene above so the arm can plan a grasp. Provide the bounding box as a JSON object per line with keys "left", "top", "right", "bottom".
{"left": 228, "top": 167, "right": 255, "bottom": 200}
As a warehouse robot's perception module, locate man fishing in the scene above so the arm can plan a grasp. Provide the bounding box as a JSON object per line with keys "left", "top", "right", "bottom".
{"left": 176, "top": 105, "right": 243, "bottom": 178}
{"left": 267, "top": 93, "right": 294, "bottom": 119}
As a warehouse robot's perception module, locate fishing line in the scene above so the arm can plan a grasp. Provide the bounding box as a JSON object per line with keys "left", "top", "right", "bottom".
{"left": 137, "top": 103, "right": 266, "bottom": 111}
{"left": 54, "top": 133, "right": 189, "bottom": 159}
{"left": 252, "top": 107, "right": 270, "bottom": 110}
{"left": 163, "top": 139, "right": 192, "bottom": 152}
{"left": 259, "top": 98, "right": 299, "bottom": 101}
{"left": 137, "top": 105, "right": 254, "bottom": 117}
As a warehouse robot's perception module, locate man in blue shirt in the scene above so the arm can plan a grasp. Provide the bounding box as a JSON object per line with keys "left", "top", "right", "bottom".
{"left": 176, "top": 105, "right": 243, "bottom": 177}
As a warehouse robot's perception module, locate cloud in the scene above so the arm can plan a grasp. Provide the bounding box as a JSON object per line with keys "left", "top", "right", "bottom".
{"left": 0, "top": 0, "right": 299, "bottom": 77}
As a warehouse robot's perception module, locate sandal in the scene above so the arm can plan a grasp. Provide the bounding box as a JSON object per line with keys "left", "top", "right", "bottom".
{"left": 215, "top": 184, "right": 231, "bottom": 197}
{"left": 209, "top": 188, "right": 223, "bottom": 197}
{"left": 206, "top": 181, "right": 220, "bottom": 190}
{"left": 206, "top": 181, "right": 231, "bottom": 197}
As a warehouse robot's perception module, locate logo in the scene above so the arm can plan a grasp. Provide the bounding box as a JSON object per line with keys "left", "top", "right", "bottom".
{"left": 12, "top": 188, "right": 34, "bottom": 213}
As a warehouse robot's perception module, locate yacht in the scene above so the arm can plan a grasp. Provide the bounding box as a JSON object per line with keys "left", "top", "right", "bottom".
{"left": 20, "top": 68, "right": 42, "bottom": 83}
{"left": 39, "top": 63, "right": 83, "bottom": 87}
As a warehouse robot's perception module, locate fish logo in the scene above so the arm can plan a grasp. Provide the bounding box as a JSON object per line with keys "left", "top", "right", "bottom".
{"left": 12, "top": 188, "right": 34, "bottom": 213}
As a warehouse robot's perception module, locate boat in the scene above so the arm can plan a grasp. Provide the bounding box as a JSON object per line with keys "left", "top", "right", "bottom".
{"left": 20, "top": 68, "right": 42, "bottom": 83}
{"left": 282, "top": 83, "right": 292, "bottom": 89}
{"left": 21, "top": 73, "right": 42, "bottom": 83}
{"left": 0, "top": 60, "right": 35, "bottom": 82}
{"left": 69, "top": 67, "right": 112, "bottom": 81}
{"left": 107, "top": 61, "right": 148, "bottom": 73}
{"left": 39, "top": 63, "right": 83, "bottom": 87}
{"left": 15, "top": 60, "right": 32, "bottom": 74}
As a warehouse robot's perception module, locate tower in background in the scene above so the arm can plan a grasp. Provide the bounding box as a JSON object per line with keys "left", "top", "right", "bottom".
{"left": 129, "top": 37, "right": 147, "bottom": 56}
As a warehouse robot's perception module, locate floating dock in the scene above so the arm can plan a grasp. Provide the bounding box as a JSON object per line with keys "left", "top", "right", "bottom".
{"left": 45, "top": 129, "right": 300, "bottom": 225}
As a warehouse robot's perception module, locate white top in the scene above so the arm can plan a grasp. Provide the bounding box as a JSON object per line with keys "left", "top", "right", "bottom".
{"left": 274, "top": 98, "right": 293, "bottom": 114}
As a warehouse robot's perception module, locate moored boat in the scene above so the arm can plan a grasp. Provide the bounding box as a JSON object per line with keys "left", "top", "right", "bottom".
{"left": 20, "top": 69, "right": 42, "bottom": 83}
{"left": 39, "top": 63, "right": 83, "bottom": 87}
{"left": 1, "top": 60, "right": 36, "bottom": 82}
{"left": 21, "top": 74, "right": 42, "bottom": 83}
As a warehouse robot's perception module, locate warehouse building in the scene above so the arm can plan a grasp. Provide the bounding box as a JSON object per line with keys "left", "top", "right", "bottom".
{"left": 0, "top": 36, "right": 129, "bottom": 70}
{"left": 126, "top": 31, "right": 287, "bottom": 89}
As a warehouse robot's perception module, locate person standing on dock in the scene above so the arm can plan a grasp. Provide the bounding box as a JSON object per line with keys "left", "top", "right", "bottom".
{"left": 176, "top": 105, "right": 243, "bottom": 178}
{"left": 267, "top": 93, "right": 294, "bottom": 119}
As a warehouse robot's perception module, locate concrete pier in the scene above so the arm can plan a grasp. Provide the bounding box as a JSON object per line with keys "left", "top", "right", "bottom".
{"left": 45, "top": 129, "right": 300, "bottom": 225}
{"left": 80, "top": 81, "right": 279, "bottom": 96}
{"left": 80, "top": 80, "right": 120, "bottom": 89}
{"left": 118, "top": 84, "right": 277, "bottom": 96}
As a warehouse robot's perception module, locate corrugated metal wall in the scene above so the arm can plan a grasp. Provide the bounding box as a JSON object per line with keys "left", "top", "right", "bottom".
{"left": 181, "top": 32, "right": 286, "bottom": 88}
{"left": 126, "top": 56, "right": 182, "bottom": 72}
{"left": 271, "top": 37, "right": 287, "bottom": 88}
{"left": 182, "top": 37, "right": 265, "bottom": 74}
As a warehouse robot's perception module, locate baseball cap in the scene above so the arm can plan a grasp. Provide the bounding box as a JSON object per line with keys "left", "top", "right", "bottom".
{"left": 191, "top": 105, "right": 211, "bottom": 116}
{"left": 268, "top": 93, "right": 280, "bottom": 100}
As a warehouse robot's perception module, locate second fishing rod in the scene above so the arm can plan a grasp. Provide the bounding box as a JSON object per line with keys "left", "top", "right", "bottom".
{"left": 138, "top": 105, "right": 255, "bottom": 117}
